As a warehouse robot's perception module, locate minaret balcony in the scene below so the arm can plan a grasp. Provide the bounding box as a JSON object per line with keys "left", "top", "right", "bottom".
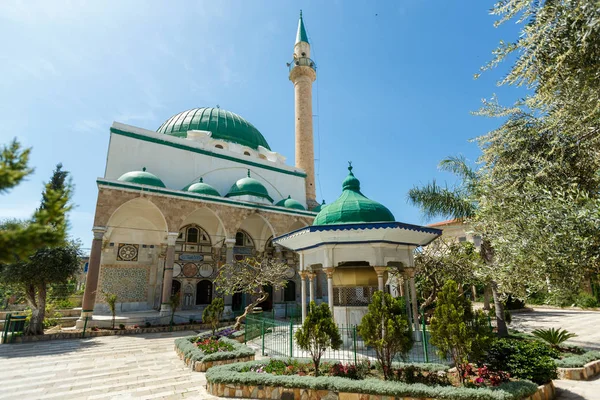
{"left": 288, "top": 57, "right": 317, "bottom": 72}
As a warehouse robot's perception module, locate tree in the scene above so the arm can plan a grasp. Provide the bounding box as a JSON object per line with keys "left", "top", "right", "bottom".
{"left": 0, "top": 240, "right": 82, "bottom": 335}
{"left": 408, "top": 155, "right": 509, "bottom": 337}
{"left": 295, "top": 301, "right": 342, "bottom": 376}
{"left": 104, "top": 292, "right": 118, "bottom": 329}
{"left": 202, "top": 297, "right": 224, "bottom": 336}
{"left": 357, "top": 291, "right": 413, "bottom": 380}
{"left": 0, "top": 142, "right": 71, "bottom": 263}
{"left": 169, "top": 291, "right": 180, "bottom": 327}
{"left": 429, "top": 280, "right": 493, "bottom": 383}
{"left": 414, "top": 238, "right": 482, "bottom": 313}
{"left": 213, "top": 257, "right": 289, "bottom": 330}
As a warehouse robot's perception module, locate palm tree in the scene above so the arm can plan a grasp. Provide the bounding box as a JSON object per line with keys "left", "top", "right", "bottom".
{"left": 408, "top": 155, "right": 508, "bottom": 337}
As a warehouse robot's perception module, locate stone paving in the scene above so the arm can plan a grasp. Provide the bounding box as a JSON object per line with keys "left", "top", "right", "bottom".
{"left": 0, "top": 330, "right": 222, "bottom": 399}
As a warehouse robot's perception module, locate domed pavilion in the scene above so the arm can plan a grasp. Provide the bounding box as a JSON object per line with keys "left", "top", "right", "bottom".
{"left": 274, "top": 164, "right": 441, "bottom": 331}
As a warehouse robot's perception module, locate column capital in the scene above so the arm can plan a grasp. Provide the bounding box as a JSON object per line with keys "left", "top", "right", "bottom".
{"left": 323, "top": 267, "right": 335, "bottom": 278}
{"left": 373, "top": 266, "right": 388, "bottom": 277}
{"left": 402, "top": 267, "right": 416, "bottom": 279}
{"left": 166, "top": 232, "right": 179, "bottom": 246}
{"left": 299, "top": 271, "right": 309, "bottom": 280}
{"left": 307, "top": 272, "right": 316, "bottom": 279}
{"left": 92, "top": 226, "right": 107, "bottom": 240}
{"left": 224, "top": 238, "right": 236, "bottom": 248}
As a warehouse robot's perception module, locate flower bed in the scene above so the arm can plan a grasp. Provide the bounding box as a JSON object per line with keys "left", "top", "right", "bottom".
{"left": 556, "top": 351, "right": 600, "bottom": 380}
{"left": 174, "top": 335, "right": 254, "bottom": 372}
{"left": 205, "top": 360, "right": 550, "bottom": 400}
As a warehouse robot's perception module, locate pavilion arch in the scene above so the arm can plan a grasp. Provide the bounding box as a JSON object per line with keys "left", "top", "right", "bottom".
{"left": 236, "top": 212, "right": 275, "bottom": 253}
{"left": 104, "top": 197, "right": 168, "bottom": 245}
{"left": 178, "top": 207, "right": 228, "bottom": 247}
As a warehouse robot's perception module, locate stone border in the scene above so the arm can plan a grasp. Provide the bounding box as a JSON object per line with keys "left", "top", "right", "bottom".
{"left": 175, "top": 336, "right": 255, "bottom": 372}
{"left": 7, "top": 323, "right": 215, "bottom": 343}
{"left": 558, "top": 359, "right": 600, "bottom": 380}
{"left": 206, "top": 381, "right": 555, "bottom": 400}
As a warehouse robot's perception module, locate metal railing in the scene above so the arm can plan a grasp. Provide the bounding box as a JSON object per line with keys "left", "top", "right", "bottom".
{"left": 288, "top": 57, "right": 316, "bottom": 73}
{"left": 244, "top": 314, "right": 448, "bottom": 364}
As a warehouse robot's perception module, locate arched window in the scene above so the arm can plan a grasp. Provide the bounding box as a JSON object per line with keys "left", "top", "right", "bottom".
{"left": 187, "top": 227, "right": 198, "bottom": 243}
{"left": 235, "top": 231, "right": 244, "bottom": 246}
{"left": 172, "top": 280, "right": 181, "bottom": 297}
{"left": 196, "top": 280, "right": 213, "bottom": 305}
{"left": 234, "top": 230, "right": 254, "bottom": 261}
{"left": 284, "top": 280, "right": 296, "bottom": 302}
{"left": 215, "top": 144, "right": 223, "bottom": 149}
{"left": 244, "top": 151, "right": 251, "bottom": 156}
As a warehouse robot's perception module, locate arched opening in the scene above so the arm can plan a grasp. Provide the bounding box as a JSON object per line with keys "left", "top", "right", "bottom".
{"left": 284, "top": 280, "right": 296, "bottom": 302}
{"left": 215, "top": 144, "right": 224, "bottom": 149}
{"left": 258, "top": 285, "right": 273, "bottom": 311}
{"left": 171, "top": 280, "right": 181, "bottom": 297}
{"left": 196, "top": 280, "right": 213, "bottom": 305}
{"left": 234, "top": 230, "right": 254, "bottom": 261}
{"left": 243, "top": 151, "right": 251, "bottom": 156}
{"left": 232, "top": 292, "right": 244, "bottom": 312}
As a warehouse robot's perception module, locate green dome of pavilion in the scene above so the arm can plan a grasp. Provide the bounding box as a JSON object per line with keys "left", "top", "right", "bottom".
{"left": 313, "top": 165, "right": 395, "bottom": 225}
{"left": 157, "top": 107, "right": 271, "bottom": 150}
{"left": 275, "top": 195, "right": 306, "bottom": 210}
{"left": 117, "top": 168, "right": 166, "bottom": 188}
{"left": 187, "top": 178, "right": 220, "bottom": 197}
{"left": 225, "top": 170, "right": 274, "bottom": 203}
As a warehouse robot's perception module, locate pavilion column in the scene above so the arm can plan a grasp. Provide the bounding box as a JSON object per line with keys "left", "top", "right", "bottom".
{"left": 300, "top": 271, "right": 308, "bottom": 322}
{"left": 323, "top": 267, "right": 334, "bottom": 312}
{"left": 373, "top": 266, "right": 387, "bottom": 292}
{"left": 308, "top": 272, "right": 316, "bottom": 303}
{"left": 223, "top": 239, "right": 236, "bottom": 309}
{"left": 404, "top": 268, "right": 421, "bottom": 339}
{"left": 160, "top": 232, "right": 179, "bottom": 315}
{"left": 77, "top": 227, "right": 106, "bottom": 326}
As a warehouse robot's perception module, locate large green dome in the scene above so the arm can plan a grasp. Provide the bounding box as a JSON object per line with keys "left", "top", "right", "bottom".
{"left": 118, "top": 168, "right": 166, "bottom": 188}
{"left": 313, "top": 165, "right": 395, "bottom": 225}
{"left": 157, "top": 107, "right": 270, "bottom": 150}
{"left": 187, "top": 178, "right": 220, "bottom": 197}
{"left": 225, "top": 170, "right": 273, "bottom": 203}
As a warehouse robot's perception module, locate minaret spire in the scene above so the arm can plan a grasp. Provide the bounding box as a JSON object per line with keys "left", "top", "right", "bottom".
{"left": 289, "top": 11, "right": 318, "bottom": 210}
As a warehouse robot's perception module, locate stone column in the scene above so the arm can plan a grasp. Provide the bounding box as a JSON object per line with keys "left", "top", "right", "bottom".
{"left": 223, "top": 239, "right": 236, "bottom": 310}
{"left": 404, "top": 268, "right": 421, "bottom": 339}
{"left": 77, "top": 226, "right": 106, "bottom": 327}
{"left": 323, "top": 267, "right": 334, "bottom": 312}
{"left": 160, "top": 232, "right": 179, "bottom": 315}
{"left": 373, "top": 267, "right": 387, "bottom": 292}
{"left": 308, "top": 272, "right": 316, "bottom": 303}
{"left": 300, "top": 271, "right": 308, "bottom": 322}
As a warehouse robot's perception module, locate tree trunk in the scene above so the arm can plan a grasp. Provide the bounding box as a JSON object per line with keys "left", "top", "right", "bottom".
{"left": 483, "top": 285, "right": 491, "bottom": 310}
{"left": 490, "top": 280, "right": 508, "bottom": 337}
{"left": 24, "top": 283, "right": 46, "bottom": 335}
{"left": 233, "top": 292, "right": 268, "bottom": 330}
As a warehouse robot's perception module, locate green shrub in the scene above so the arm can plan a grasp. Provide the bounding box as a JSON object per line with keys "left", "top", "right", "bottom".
{"left": 202, "top": 297, "right": 224, "bottom": 336}
{"left": 357, "top": 291, "right": 413, "bottom": 380}
{"left": 574, "top": 292, "right": 599, "bottom": 308}
{"left": 206, "top": 361, "right": 539, "bottom": 400}
{"left": 531, "top": 327, "right": 577, "bottom": 348}
{"left": 174, "top": 336, "right": 254, "bottom": 364}
{"left": 485, "top": 338, "right": 558, "bottom": 384}
{"left": 503, "top": 295, "right": 525, "bottom": 310}
{"left": 556, "top": 350, "right": 600, "bottom": 368}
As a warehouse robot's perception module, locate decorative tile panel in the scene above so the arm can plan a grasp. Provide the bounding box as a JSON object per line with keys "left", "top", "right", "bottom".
{"left": 98, "top": 264, "right": 149, "bottom": 302}
{"left": 117, "top": 243, "right": 139, "bottom": 261}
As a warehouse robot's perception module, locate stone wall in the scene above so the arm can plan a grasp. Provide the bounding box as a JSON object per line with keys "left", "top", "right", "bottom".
{"left": 558, "top": 359, "right": 600, "bottom": 380}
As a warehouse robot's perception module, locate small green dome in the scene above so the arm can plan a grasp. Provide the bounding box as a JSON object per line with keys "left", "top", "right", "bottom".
{"left": 313, "top": 164, "right": 395, "bottom": 226}
{"left": 225, "top": 170, "right": 273, "bottom": 203}
{"left": 311, "top": 200, "right": 326, "bottom": 213}
{"left": 276, "top": 195, "right": 306, "bottom": 210}
{"left": 187, "top": 178, "right": 220, "bottom": 197}
{"left": 157, "top": 107, "right": 270, "bottom": 150}
{"left": 118, "top": 168, "right": 166, "bottom": 188}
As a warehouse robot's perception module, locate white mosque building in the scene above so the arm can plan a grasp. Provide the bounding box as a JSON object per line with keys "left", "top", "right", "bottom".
{"left": 78, "top": 13, "right": 440, "bottom": 328}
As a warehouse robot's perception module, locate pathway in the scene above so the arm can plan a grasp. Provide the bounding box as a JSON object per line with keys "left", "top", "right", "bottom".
{"left": 0, "top": 331, "right": 222, "bottom": 399}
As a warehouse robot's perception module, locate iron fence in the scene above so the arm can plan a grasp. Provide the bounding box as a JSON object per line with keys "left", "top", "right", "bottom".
{"left": 244, "top": 314, "right": 447, "bottom": 364}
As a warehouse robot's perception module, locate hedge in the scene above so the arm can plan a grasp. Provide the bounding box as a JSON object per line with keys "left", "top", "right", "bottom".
{"left": 556, "top": 350, "right": 600, "bottom": 368}
{"left": 174, "top": 336, "right": 254, "bottom": 363}
{"left": 206, "top": 360, "right": 539, "bottom": 400}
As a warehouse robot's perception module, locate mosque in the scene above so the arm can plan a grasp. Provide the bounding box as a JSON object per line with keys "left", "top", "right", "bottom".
{"left": 78, "top": 13, "right": 440, "bottom": 328}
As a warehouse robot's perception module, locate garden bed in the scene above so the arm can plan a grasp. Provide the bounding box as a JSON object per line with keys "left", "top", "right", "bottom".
{"left": 205, "top": 360, "right": 552, "bottom": 400}
{"left": 556, "top": 351, "right": 600, "bottom": 380}
{"left": 174, "top": 333, "right": 254, "bottom": 372}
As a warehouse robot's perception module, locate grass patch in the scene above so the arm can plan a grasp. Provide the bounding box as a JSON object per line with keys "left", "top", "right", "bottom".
{"left": 556, "top": 351, "right": 600, "bottom": 368}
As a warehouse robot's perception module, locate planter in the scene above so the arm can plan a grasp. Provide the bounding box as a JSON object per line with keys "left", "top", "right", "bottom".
{"left": 206, "top": 381, "right": 555, "bottom": 400}
{"left": 205, "top": 361, "right": 552, "bottom": 400}
{"left": 174, "top": 336, "right": 255, "bottom": 372}
{"left": 558, "top": 359, "right": 600, "bottom": 380}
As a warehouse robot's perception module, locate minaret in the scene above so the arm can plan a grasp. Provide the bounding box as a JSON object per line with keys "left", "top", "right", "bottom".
{"left": 289, "top": 11, "right": 318, "bottom": 210}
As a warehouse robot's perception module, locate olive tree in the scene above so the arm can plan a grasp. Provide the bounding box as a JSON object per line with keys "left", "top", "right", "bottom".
{"left": 213, "top": 257, "right": 289, "bottom": 330}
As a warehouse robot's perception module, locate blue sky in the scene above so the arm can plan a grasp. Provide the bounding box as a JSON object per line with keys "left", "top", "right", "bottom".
{"left": 0, "top": 1, "right": 522, "bottom": 249}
